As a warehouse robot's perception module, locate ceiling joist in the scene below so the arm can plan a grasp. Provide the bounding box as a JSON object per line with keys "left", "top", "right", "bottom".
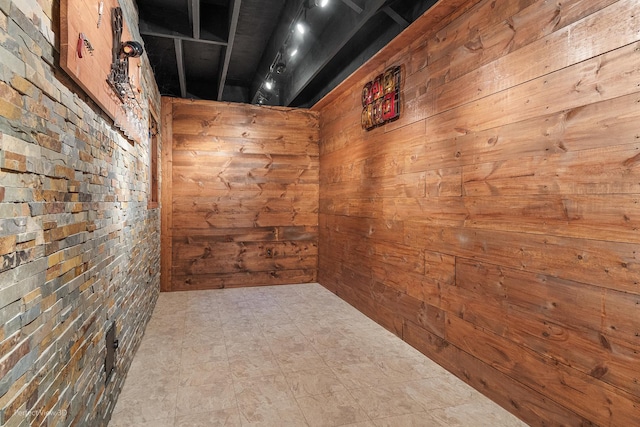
{"left": 191, "top": 0, "right": 201, "bottom": 39}
{"left": 174, "top": 38, "right": 187, "bottom": 98}
{"left": 140, "top": 29, "right": 227, "bottom": 46}
{"left": 340, "top": 0, "right": 363, "bottom": 14}
{"left": 383, "top": 6, "right": 409, "bottom": 28}
{"left": 249, "top": 0, "right": 303, "bottom": 104}
{"left": 139, "top": 0, "right": 435, "bottom": 105}
{"left": 283, "top": 0, "right": 387, "bottom": 106}
{"left": 217, "top": 0, "right": 242, "bottom": 100}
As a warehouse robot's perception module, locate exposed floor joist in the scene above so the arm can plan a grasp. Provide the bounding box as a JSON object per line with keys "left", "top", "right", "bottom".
{"left": 217, "top": 0, "right": 242, "bottom": 100}
{"left": 174, "top": 39, "right": 187, "bottom": 98}
{"left": 191, "top": 0, "right": 201, "bottom": 39}
{"left": 340, "top": 0, "right": 363, "bottom": 13}
{"left": 249, "top": 0, "right": 303, "bottom": 104}
{"left": 140, "top": 29, "right": 226, "bottom": 46}
{"left": 383, "top": 6, "right": 409, "bottom": 28}
{"left": 139, "top": 0, "right": 436, "bottom": 105}
{"left": 283, "top": 0, "right": 386, "bottom": 106}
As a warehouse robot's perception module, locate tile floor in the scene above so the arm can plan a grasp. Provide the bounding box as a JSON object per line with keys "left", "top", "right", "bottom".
{"left": 109, "top": 283, "right": 527, "bottom": 427}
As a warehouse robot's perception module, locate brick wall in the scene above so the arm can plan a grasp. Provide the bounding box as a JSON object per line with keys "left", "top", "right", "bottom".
{"left": 0, "top": 0, "right": 161, "bottom": 425}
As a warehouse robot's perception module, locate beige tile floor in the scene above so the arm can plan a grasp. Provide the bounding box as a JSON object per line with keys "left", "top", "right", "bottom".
{"left": 109, "top": 283, "right": 527, "bottom": 427}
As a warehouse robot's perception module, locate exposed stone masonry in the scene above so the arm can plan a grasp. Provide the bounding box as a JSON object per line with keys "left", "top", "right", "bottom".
{"left": 0, "top": 0, "right": 161, "bottom": 425}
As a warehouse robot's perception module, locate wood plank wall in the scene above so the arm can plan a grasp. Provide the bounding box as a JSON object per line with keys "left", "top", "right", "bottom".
{"left": 161, "top": 98, "right": 319, "bottom": 291}
{"left": 312, "top": 0, "right": 640, "bottom": 424}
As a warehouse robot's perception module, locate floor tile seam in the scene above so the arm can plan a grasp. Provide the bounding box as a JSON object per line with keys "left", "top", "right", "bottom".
{"left": 345, "top": 383, "right": 437, "bottom": 420}
{"left": 183, "top": 314, "right": 223, "bottom": 324}
{"left": 293, "top": 389, "right": 375, "bottom": 427}
{"left": 170, "top": 305, "right": 200, "bottom": 424}
{"left": 236, "top": 396, "right": 309, "bottom": 426}
{"left": 272, "top": 348, "right": 329, "bottom": 361}
{"left": 220, "top": 321, "right": 258, "bottom": 330}
{"left": 174, "top": 363, "right": 239, "bottom": 404}
{"left": 267, "top": 335, "right": 324, "bottom": 351}
{"left": 371, "top": 411, "right": 447, "bottom": 427}
{"left": 125, "top": 317, "right": 187, "bottom": 380}
{"left": 172, "top": 306, "right": 189, "bottom": 352}
{"left": 222, "top": 322, "right": 263, "bottom": 332}
{"left": 232, "top": 370, "right": 314, "bottom": 414}
{"left": 234, "top": 390, "right": 302, "bottom": 409}
{"left": 222, "top": 333, "right": 266, "bottom": 343}
{"left": 324, "top": 364, "right": 373, "bottom": 392}
{"left": 285, "top": 385, "right": 349, "bottom": 400}
{"left": 268, "top": 350, "right": 321, "bottom": 363}
{"left": 228, "top": 359, "right": 286, "bottom": 382}
{"left": 181, "top": 340, "right": 228, "bottom": 360}
{"left": 181, "top": 325, "right": 224, "bottom": 333}
{"left": 220, "top": 333, "right": 232, "bottom": 369}
{"left": 273, "top": 363, "right": 333, "bottom": 376}
{"left": 179, "top": 362, "right": 231, "bottom": 382}
{"left": 222, "top": 331, "right": 270, "bottom": 348}
{"left": 109, "top": 391, "right": 179, "bottom": 426}
{"left": 391, "top": 386, "right": 472, "bottom": 415}
{"left": 341, "top": 385, "right": 385, "bottom": 422}
{"left": 115, "top": 378, "right": 181, "bottom": 399}
{"left": 287, "top": 392, "right": 317, "bottom": 427}
{"left": 169, "top": 390, "right": 179, "bottom": 427}
{"left": 372, "top": 375, "right": 439, "bottom": 389}
{"left": 260, "top": 332, "right": 309, "bottom": 343}
{"left": 282, "top": 370, "right": 344, "bottom": 396}
{"left": 263, "top": 339, "right": 311, "bottom": 357}
{"left": 145, "top": 314, "right": 187, "bottom": 330}
{"left": 319, "top": 354, "right": 379, "bottom": 370}
{"left": 269, "top": 344, "right": 323, "bottom": 357}
{"left": 227, "top": 348, "right": 279, "bottom": 361}
{"left": 228, "top": 345, "right": 277, "bottom": 360}
{"left": 255, "top": 315, "right": 299, "bottom": 325}
{"left": 292, "top": 322, "right": 336, "bottom": 344}
{"left": 174, "top": 399, "right": 239, "bottom": 420}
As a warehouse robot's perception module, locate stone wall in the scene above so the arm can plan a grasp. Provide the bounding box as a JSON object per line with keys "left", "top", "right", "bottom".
{"left": 0, "top": 0, "right": 161, "bottom": 425}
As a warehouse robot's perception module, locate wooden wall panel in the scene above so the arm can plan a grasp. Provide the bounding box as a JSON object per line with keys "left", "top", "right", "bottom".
{"left": 161, "top": 98, "right": 319, "bottom": 291}
{"left": 160, "top": 97, "right": 173, "bottom": 291}
{"left": 314, "top": 0, "right": 640, "bottom": 424}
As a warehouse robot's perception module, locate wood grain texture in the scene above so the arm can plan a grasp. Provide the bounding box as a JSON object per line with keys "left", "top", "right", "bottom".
{"left": 314, "top": 0, "right": 640, "bottom": 425}
{"left": 160, "top": 97, "right": 173, "bottom": 291}
{"left": 162, "top": 99, "right": 319, "bottom": 290}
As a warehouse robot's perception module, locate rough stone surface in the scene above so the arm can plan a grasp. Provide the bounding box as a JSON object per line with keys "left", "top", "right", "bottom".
{"left": 0, "top": 0, "right": 162, "bottom": 425}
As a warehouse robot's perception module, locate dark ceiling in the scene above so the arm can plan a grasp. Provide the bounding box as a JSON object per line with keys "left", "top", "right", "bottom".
{"left": 136, "top": 0, "right": 437, "bottom": 107}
